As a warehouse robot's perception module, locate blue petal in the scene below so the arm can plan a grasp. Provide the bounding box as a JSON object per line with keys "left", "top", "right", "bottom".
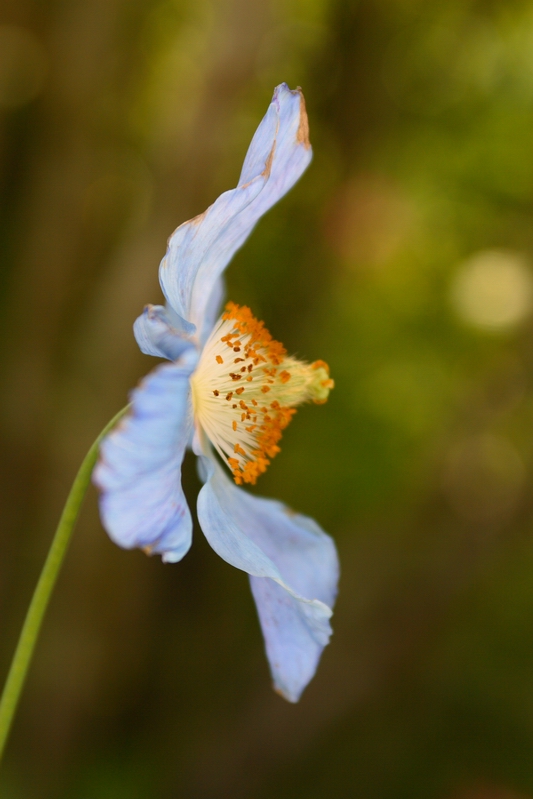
{"left": 198, "top": 275, "right": 225, "bottom": 347}
{"left": 133, "top": 304, "right": 196, "bottom": 361}
{"left": 159, "top": 83, "right": 312, "bottom": 336}
{"left": 93, "top": 349, "right": 198, "bottom": 563}
{"left": 196, "top": 453, "right": 338, "bottom": 702}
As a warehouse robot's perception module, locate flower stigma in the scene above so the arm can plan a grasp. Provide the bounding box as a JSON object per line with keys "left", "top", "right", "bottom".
{"left": 191, "top": 302, "right": 334, "bottom": 485}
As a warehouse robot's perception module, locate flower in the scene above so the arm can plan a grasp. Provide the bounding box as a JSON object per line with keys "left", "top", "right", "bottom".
{"left": 93, "top": 84, "right": 339, "bottom": 702}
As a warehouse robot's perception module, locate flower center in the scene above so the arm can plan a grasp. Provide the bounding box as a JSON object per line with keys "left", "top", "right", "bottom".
{"left": 191, "top": 302, "right": 334, "bottom": 485}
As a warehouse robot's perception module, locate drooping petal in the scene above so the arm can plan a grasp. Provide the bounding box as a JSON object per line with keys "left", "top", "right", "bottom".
{"left": 159, "top": 83, "right": 312, "bottom": 337}
{"left": 93, "top": 349, "right": 198, "bottom": 563}
{"left": 133, "top": 304, "right": 196, "bottom": 361}
{"left": 196, "top": 451, "right": 338, "bottom": 702}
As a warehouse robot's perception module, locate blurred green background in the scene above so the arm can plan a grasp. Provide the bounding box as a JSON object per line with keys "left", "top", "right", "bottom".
{"left": 2, "top": 0, "right": 533, "bottom": 797}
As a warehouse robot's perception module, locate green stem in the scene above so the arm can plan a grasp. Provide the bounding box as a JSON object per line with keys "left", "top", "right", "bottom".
{"left": 0, "top": 404, "right": 130, "bottom": 765}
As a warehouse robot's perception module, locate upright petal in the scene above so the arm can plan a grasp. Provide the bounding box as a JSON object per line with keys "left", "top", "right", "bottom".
{"left": 133, "top": 304, "right": 196, "bottom": 361}
{"left": 197, "top": 275, "right": 225, "bottom": 347}
{"left": 93, "top": 350, "right": 198, "bottom": 563}
{"left": 196, "top": 452, "right": 338, "bottom": 702}
{"left": 159, "top": 84, "right": 312, "bottom": 337}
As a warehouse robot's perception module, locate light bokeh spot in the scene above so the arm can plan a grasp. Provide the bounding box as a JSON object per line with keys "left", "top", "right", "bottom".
{"left": 451, "top": 249, "right": 533, "bottom": 331}
{"left": 324, "top": 174, "right": 415, "bottom": 268}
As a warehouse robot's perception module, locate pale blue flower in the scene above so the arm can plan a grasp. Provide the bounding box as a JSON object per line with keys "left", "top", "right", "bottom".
{"left": 93, "top": 84, "right": 339, "bottom": 702}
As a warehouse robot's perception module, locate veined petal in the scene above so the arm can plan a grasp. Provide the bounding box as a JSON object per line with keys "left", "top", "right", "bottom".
{"left": 159, "top": 83, "right": 312, "bottom": 337}
{"left": 196, "top": 452, "right": 338, "bottom": 702}
{"left": 134, "top": 304, "right": 196, "bottom": 361}
{"left": 93, "top": 350, "right": 198, "bottom": 563}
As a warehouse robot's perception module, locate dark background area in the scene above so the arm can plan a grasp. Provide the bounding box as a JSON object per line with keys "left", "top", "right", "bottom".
{"left": 2, "top": 0, "right": 533, "bottom": 797}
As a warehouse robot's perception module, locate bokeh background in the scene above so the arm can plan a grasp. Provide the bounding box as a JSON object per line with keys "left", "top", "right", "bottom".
{"left": 2, "top": 0, "right": 533, "bottom": 797}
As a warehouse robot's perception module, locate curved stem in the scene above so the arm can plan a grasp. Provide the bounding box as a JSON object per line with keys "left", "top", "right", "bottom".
{"left": 0, "top": 404, "right": 130, "bottom": 765}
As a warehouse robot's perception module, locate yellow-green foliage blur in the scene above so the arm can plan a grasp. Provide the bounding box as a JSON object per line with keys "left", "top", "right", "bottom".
{"left": 2, "top": 0, "right": 533, "bottom": 797}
